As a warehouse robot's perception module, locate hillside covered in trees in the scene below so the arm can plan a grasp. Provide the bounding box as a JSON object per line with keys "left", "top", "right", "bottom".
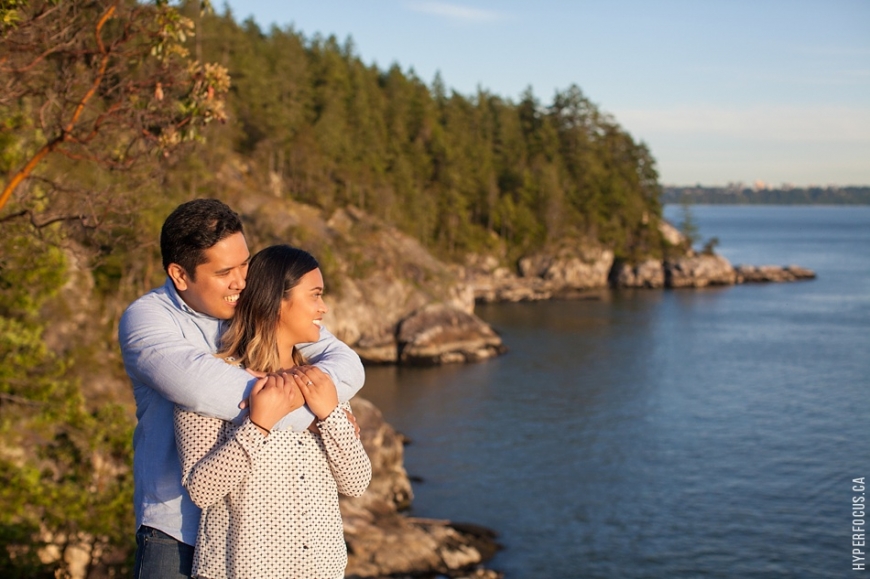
{"left": 180, "top": 5, "right": 666, "bottom": 262}
{"left": 1, "top": 1, "right": 669, "bottom": 576}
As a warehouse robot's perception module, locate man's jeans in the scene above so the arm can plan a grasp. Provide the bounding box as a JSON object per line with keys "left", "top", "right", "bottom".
{"left": 133, "top": 526, "right": 194, "bottom": 579}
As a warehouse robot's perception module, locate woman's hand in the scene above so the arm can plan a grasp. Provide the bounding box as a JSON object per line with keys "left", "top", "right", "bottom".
{"left": 288, "top": 365, "right": 338, "bottom": 421}
{"left": 248, "top": 374, "right": 304, "bottom": 434}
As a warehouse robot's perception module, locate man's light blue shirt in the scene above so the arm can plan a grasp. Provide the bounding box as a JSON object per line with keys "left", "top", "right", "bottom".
{"left": 118, "top": 278, "right": 364, "bottom": 545}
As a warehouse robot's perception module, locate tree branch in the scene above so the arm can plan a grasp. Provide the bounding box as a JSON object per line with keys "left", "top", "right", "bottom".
{"left": 54, "top": 145, "right": 137, "bottom": 170}
{"left": 0, "top": 135, "right": 64, "bottom": 214}
{"left": 0, "top": 392, "right": 45, "bottom": 408}
{"left": 0, "top": 207, "right": 97, "bottom": 230}
{"left": 63, "top": 2, "right": 117, "bottom": 136}
{"left": 0, "top": 1, "right": 118, "bottom": 215}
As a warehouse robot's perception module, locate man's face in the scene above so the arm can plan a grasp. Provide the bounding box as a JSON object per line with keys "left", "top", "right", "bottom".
{"left": 168, "top": 231, "right": 250, "bottom": 320}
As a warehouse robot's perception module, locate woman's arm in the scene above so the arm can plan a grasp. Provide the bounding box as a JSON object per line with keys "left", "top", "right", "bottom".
{"left": 174, "top": 407, "right": 267, "bottom": 508}
{"left": 316, "top": 402, "right": 372, "bottom": 497}
{"left": 174, "top": 374, "right": 302, "bottom": 508}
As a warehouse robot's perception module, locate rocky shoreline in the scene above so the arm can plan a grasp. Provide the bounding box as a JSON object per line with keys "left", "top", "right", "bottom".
{"left": 469, "top": 248, "right": 815, "bottom": 302}
{"left": 336, "top": 251, "right": 816, "bottom": 577}
{"left": 241, "top": 198, "right": 815, "bottom": 369}
{"left": 238, "top": 197, "right": 816, "bottom": 578}
{"left": 341, "top": 398, "right": 503, "bottom": 579}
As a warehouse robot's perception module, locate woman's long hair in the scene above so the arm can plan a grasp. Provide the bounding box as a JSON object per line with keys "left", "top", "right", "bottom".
{"left": 218, "top": 245, "right": 319, "bottom": 372}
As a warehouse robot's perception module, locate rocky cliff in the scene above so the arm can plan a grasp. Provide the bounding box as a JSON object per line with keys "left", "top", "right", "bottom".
{"left": 342, "top": 398, "right": 501, "bottom": 579}
{"left": 233, "top": 196, "right": 504, "bottom": 365}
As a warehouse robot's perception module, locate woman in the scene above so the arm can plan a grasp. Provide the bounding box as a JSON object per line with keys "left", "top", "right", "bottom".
{"left": 174, "top": 245, "right": 371, "bottom": 579}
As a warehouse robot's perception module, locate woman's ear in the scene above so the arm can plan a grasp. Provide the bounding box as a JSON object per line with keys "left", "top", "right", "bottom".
{"left": 279, "top": 295, "right": 291, "bottom": 315}
{"left": 167, "top": 263, "right": 190, "bottom": 292}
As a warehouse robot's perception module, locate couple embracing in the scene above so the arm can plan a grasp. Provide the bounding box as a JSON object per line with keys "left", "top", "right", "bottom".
{"left": 119, "top": 199, "right": 371, "bottom": 579}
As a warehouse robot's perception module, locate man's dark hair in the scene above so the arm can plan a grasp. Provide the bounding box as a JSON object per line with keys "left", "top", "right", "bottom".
{"left": 160, "top": 199, "right": 244, "bottom": 280}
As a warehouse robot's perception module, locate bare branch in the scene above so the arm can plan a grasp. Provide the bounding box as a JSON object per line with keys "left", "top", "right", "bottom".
{"left": 0, "top": 207, "right": 96, "bottom": 229}
{"left": 0, "top": 392, "right": 45, "bottom": 408}
{"left": 0, "top": 210, "right": 29, "bottom": 223}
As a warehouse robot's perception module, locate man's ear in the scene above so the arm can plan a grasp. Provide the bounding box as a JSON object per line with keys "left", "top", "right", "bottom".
{"left": 167, "top": 263, "right": 191, "bottom": 292}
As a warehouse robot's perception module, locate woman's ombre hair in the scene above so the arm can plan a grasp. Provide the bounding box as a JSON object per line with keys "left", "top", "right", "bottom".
{"left": 218, "top": 245, "right": 319, "bottom": 372}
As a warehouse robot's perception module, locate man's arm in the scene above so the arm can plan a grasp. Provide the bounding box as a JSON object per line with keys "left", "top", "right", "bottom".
{"left": 119, "top": 297, "right": 363, "bottom": 428}
{"left": 298, "top": 326, "right": 365, "bottom": 398}
{"left": 119, "top": 300, "right": 257, "bottom": 422}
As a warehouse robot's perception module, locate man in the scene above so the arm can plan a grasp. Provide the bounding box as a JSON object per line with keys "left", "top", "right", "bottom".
{"left": 119, "top": 199, "right": 364, "bottom": 579}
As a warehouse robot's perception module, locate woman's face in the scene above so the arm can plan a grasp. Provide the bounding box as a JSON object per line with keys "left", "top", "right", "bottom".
{"left": 278, "top": 267, "right": 328, "bottom": 345}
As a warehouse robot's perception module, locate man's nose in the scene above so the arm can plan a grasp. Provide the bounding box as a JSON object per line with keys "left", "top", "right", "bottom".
{"left": 230, "top": 269, "right": 246, "bottom": 290}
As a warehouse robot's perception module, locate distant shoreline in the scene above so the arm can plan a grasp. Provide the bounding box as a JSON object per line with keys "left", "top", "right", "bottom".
{"left": 663, "top": 185, "right": 870, "bottom": 205}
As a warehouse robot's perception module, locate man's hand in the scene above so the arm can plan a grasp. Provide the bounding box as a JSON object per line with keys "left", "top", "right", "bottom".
{"left": 288, "top": 365, "right": 338, "bottom": 421}
{"left": 238, "top": 368, "right": 268, "bottom": 409}
{"left": 343, "top": 409, "right": 361, "bottom": 439}
{"left": 307, "top": 407, "right": 360, "bottom": 439}
{"left": 248, "top": 374, "right": 304, "bottom": 434}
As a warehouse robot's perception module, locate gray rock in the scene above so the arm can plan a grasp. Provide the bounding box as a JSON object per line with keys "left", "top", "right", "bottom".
{"left": 342, "top": 398, "right": 500, "bottom": 578}
{"left": 310, "top": 207, "right": 491, "bottom": 365}
{"left": 659, "top": 219, "right": 687, "bottom": 247}
{"left": 611, "top": 259, "right": 665, "bottom": 288}
{"left": 353, "top": 332, "right": 399, "bottom": 365}
{"left": 735, "top": 264, "right": 817, "bottom": 283}
{"left": 664, "top": 254, "right": 737, "bottom": 288}
{"left": 396, "top": 304, "right": 506, "bottom": 365}
{"left": 518, "top": 245, "right": 614, "bottom": 289}
{"left": 469, "top": 243, "right": 613, "bottom": 303}
{"left": 471, "top": 275, "right": 555, "bottom": 303}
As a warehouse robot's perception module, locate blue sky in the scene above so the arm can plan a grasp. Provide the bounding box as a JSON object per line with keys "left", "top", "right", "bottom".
{"left": 221, "top": 0, "right": 870, "bottom": 187}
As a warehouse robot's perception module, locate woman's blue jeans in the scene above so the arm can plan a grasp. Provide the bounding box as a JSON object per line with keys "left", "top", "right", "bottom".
{"left": 133, "top": 526, "right": 195, "bottom": 579}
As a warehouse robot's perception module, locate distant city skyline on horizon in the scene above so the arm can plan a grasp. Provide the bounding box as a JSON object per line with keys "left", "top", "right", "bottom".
{"left": 222, "top": 0, "right": 870, "bottom": 187}
{"left": 664, "top": 181, "right": 869, "bottom": 190}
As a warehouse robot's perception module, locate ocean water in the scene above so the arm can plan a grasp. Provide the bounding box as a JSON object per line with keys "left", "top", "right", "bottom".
{"left": 361, "top": 205, "right": 870, "bottom": 578}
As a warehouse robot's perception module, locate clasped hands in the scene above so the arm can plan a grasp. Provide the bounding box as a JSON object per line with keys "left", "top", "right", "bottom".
{"left": 242, "top": 366, "right": 359, "bottom": 437}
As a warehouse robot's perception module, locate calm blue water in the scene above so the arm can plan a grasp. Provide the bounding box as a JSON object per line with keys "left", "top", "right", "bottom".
{"left": 362, "top": 205, "right": 870, "bottom": 578}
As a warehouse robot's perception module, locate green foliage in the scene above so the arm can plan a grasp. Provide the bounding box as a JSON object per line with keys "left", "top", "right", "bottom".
{"left": 190, "top": 14, "right": 665, "bottom": 261}
{"left": 677, "top": 197, "right": 701, "bottom": 249}
{"left": 702, "top": 236, "right": 720, "bottom": 256}
{"left": 0, "top": 227, "right": 135, "bottom": 576}
{"left": 0, "top": 0, "right": 232, "bottom": 217}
